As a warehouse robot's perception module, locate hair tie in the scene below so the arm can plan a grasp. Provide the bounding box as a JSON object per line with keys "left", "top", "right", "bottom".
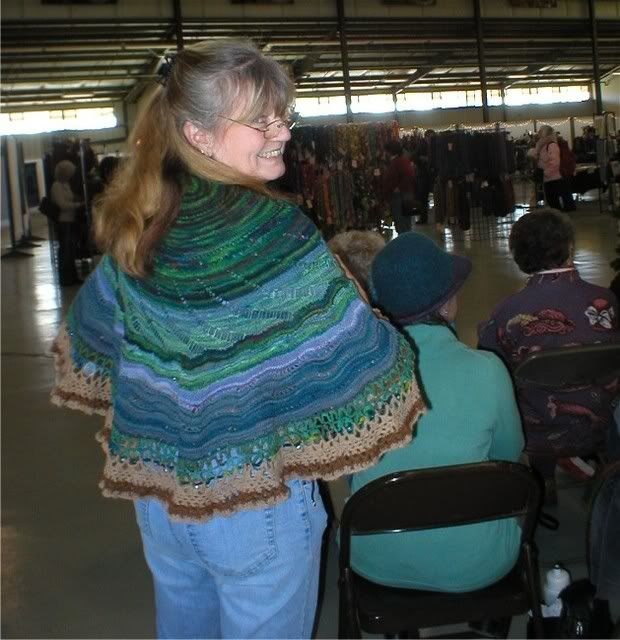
{"left": 157, "top": 54, "right": 176, "bottom": 86}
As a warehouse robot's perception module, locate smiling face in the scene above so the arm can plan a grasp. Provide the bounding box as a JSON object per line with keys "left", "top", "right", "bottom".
{"left": 210, "top": 111, "right": 291, "bottom": 183}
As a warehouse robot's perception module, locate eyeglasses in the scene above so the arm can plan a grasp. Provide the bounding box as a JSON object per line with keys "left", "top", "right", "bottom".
{"left": 217, "top": 115, "right": 296, "bottom": 140}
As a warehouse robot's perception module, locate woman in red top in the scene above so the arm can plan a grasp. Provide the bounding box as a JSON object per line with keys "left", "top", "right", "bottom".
{"left": 384, "top": 140, "right": 417, "bottom": 234}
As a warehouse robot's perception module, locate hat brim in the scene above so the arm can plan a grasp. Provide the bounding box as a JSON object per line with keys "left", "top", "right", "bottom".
{"left": 396, "top": 253, "right": 472, "bottom": 325}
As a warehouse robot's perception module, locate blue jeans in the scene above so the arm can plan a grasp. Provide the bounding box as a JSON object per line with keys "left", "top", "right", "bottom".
{"left": 134, "top": 480, "right": 327, "bottom": 639}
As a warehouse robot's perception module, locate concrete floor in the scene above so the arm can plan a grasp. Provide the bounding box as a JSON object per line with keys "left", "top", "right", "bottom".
{"left": 2, "top": 200, "right": 618, "bottom": 639}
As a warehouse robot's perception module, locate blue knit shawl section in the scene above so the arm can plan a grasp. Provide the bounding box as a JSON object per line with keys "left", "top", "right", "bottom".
{"left": 51, "top": 177, "right": 423, "bottom": 520}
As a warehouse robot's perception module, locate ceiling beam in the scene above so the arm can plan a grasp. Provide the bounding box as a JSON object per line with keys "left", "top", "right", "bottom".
{"left": 394, "top": 67, "right": 434, "bottom": 95}
{"left": 122, "top": 54, "right": 162, "bottom": 104}
{"left": 2, "top": 74, "right": 152, "bottom": 84}
{"left": 293, "top": 80, "right": 595, "bottom": 99}
{"left": 2, "top": 15, "right": 616, "bottom": 112}
{"left": 0, "top": 100, "right": 118, "bottom": 112}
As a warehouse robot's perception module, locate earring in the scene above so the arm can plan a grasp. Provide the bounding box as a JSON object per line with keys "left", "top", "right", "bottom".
{"left": 438, "top": 303, "right": 450, "bottom": 319}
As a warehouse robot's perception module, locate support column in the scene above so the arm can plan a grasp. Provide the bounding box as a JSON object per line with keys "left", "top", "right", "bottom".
{"left": 588, "top": 0, "right": 603, "bottom": 115}
{"left": 473, "top": 0, "right": 489, "bottom": 123}
{"left": 122, "top": 101, "right": 129, "bottom": 139}
{"left": 392, "top": 93, "right": 400, "bottom": 125}
{"left": 500, "top": 85, "right": 507, "bottom": 123}
{"left": 336, "top": 0, "right": 353, "bottom": 123}
{"left": 173, "top": 0, "right": 184, "bottom": 51}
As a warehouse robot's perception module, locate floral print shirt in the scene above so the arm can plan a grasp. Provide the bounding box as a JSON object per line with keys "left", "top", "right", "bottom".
{"left": 478, "top": 268, "right": 619, "bottom": 456}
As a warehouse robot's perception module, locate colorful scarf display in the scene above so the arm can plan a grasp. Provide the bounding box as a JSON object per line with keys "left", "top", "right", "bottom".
{"left": 51, "top": 176, "right": 424, "bottom": 521}
{"left": 282, "top": 121, "right": 399, "bottom": 236}
{"left": 281, "top": 122, "right": 518, "bottom": 236}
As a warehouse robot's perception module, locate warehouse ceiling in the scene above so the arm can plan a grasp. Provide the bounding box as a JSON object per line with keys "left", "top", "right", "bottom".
{"left": 1, "top": 16, "right": 619, "bottom": 112}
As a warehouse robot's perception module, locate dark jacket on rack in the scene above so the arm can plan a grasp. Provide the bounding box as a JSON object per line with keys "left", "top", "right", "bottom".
{"left": 432, "top": 132, "right": 472, "bottom": 180}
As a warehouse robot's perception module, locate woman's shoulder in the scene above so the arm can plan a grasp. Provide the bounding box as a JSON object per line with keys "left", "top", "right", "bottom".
{"left": 485, "top": 288, "right": 527, "bottom": 321}
{"left": 186, "top": 174, "right": 295, "bottom": 206}
{"left": 454, "top": 338, "right": 507, "bottom": 376}
{"left": 49, "top": 180, "right": 68, "bottom": 202}
{"left": 576, "top": 276, "right": 618, "bottom": 301}
{"left": 471, "top": 346, "right": 510, "bottom": 375}
{"left": 182, "top": 175, "right": 307, "bottom": 225}
{"left": 454, "top": 347, "right": 515, "bottom": 404}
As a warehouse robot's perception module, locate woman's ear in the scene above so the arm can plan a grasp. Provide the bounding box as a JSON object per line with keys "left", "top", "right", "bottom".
{"left": 182, "top": 121, "right": 213, "bottom": 156}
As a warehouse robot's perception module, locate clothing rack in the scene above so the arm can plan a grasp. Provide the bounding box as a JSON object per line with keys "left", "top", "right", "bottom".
{"left": 282, "top": 121, "right": 522, "bottom": 240}
{"left": 412, "top": 126, "right": 517, "bottom": 237}
{"left": 281, "top": 121, "right": 399, "bottom": 237}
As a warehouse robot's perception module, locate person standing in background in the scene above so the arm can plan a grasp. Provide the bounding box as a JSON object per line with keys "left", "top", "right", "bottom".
{"left": 50, "top": 159, "right": 83, "bottom": 286}
{"left": 412, "top": 129, "right": 435, "bottom": 225}
{"left": 384, "top": 140, "right": 417, "bottom": 234}
{"left": 528, "top": 125, "right": 575, "bottom": 212}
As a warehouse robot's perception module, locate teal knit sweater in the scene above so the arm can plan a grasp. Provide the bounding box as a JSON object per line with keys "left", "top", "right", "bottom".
{"left": 350, "top": 324, "right": 524, "bottom": 592}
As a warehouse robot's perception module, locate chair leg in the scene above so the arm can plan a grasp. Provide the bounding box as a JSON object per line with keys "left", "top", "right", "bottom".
{"left": 523, "top": 545, "right": 545, "bottom": 639}
{"left": 337, "top": 584, "right": 348, "bottom": 639}
{"left": 338, "top": 578, "right": 361, "bottom": 639}
{"left": 337, "top": 592, "right": 351, "bottom": 639}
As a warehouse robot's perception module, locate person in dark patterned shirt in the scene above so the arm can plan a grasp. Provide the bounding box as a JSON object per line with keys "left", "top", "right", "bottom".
{"left": 478, "top": 209, "right": 619, "bottom": 501}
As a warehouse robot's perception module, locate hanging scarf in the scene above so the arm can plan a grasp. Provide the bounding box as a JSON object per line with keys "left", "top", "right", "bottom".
{"left": 51, "top": 176, "right": 424, "bottom": 521}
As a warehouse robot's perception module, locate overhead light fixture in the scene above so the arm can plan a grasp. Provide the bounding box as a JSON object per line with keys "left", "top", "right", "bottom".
{"left": 61, "top": 93, "right": 95, "bottom": 99}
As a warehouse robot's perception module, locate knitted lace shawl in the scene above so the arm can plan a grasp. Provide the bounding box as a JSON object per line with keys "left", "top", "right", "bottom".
{"left": 51, "top": 176, "right": 424, "bottom": 521}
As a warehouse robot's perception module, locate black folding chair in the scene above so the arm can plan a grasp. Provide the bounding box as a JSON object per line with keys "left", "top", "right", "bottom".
{"left": 514, "top": 343, "right": 620, "bottom": 390}
{"left": 514, "top": 342, "right": 620, "bottom": 513}
{"left": 338, "top": 462, "right": 545, "bottom": 639}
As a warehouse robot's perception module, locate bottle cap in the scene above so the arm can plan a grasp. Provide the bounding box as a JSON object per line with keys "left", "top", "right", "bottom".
{"left": 546, "top": 564, "right": 571, "bottom": 591}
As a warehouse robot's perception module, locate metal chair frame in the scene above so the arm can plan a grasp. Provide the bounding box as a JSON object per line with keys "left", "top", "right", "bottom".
{"left": 338, "top": 461, "right": 545, "bottom": 639}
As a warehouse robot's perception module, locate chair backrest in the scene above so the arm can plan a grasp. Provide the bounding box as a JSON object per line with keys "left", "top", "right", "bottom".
{"left": 513, "top": 342, "right": 620, "bottom": 389}
{"left": 339, "top": 461, "right": 541, "bottom": 571}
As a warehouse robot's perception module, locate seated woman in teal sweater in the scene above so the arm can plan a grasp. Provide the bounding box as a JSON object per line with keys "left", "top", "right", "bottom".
{"left": 349, "top": 232, "right": 525, "bottom": 593}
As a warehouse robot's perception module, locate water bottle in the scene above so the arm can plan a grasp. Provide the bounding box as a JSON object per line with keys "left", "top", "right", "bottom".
{"left": 542, "top": 563, "right": 571, "bottom": 617}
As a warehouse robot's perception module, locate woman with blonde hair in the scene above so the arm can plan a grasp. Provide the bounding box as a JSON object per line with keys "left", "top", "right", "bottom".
{"left": 50, "top": 40, "right": 423, "bottom": 639}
